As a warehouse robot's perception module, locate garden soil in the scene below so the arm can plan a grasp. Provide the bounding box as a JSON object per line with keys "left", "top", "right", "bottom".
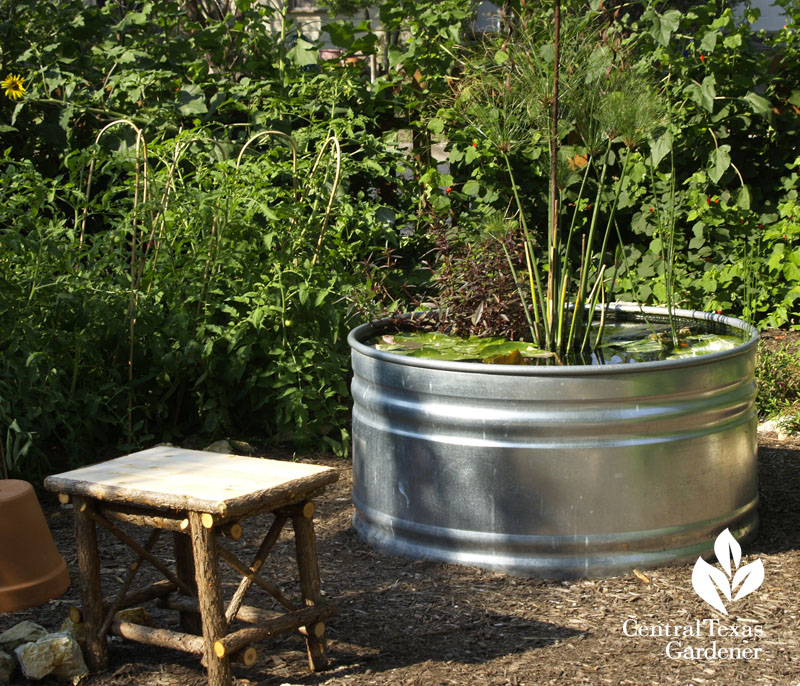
{"left": 2, "top": 335, "right": 799, "bottom": 686}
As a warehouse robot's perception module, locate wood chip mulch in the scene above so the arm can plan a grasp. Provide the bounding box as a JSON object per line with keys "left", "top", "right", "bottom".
{"left": 2, "top": 433, "right": 798, "bottom": 686}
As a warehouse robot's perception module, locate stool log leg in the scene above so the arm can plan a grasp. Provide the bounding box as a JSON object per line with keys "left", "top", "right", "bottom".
{"left": 189, "top": 511, "right": 232, "bottom": 686}
{"left": 291, "top": 502, "right": 328, "bottom": 671}
{"left": 173, "top": 531, "right": 202, "bottom": 634}
{"left": 74, "top": 496, "right": 109, "bottom": 671}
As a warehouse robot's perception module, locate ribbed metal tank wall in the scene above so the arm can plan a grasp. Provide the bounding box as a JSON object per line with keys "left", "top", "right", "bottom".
{"left": 348, "top": 306, "right": 759, "bottom": 577}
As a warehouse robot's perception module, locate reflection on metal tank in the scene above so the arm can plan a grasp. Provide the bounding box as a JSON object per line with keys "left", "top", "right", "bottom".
{"left": 348, "top": 305, "right": 759, "bottom": 577}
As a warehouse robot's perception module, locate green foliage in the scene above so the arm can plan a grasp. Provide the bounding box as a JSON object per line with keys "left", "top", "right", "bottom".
{"left": 757, "top": 343, "right": 800, "bottom": 420}
{"left": 515, "top": 0, "right": 800, "bottom": 331}
{"left": 380, "top": 0, "right": 476, "bottom": 94}
{"left": 320, "top": 0, "right": 373, "bottom": 17}
{"left": 0, "top": 0, "right": 438, "bottom": 479}
{"left": 0, "top": 120, "right": 416, "bottom": 478}
{"left": 5, "top": 0, "right": 800, "bottom": 480}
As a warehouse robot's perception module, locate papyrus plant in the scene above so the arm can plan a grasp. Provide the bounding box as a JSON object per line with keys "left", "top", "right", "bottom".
{"left": 451, "top": 2, "right": 669, "bottom": 357}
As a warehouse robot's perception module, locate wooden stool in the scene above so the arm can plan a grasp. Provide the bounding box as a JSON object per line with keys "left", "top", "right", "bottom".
{"left": 45, "top": 446, "right": 338, "bottom": 686}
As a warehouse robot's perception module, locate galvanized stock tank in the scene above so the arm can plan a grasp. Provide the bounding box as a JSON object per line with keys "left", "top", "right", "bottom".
{"left": 348, "top": 305, "right": 759, "bottom": 578}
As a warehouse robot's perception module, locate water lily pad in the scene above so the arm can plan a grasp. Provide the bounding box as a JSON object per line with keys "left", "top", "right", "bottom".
{"left": 612, "top": 336, "right": 667, "bottom": 353}
{"left": 484, "top": 349, "right": 524, "bottom": 365}
{"left": 369, "top": 325, "right": 744, "bottom": 365}
{"left": 372, "top": 332, "right": 550, "bottom": 363}
{"left": 666, "top": 334, "right": 739, "bottom": 359}
{"left": 478, "top": 340, "right": 554, "bottom": 361}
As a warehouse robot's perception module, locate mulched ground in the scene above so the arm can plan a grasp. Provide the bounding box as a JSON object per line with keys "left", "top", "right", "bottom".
{"left": 2, "top": 432, "right": 798, "bottom": 686}
{"left": 2, "top": 330, "right": 799, "bottom": 686}
{"left": 760, "top": 328, "right": 800, "bottom": 354}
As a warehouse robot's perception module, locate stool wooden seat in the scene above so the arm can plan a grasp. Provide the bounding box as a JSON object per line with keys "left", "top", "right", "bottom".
{"left": 45, "top": 446, "right": 338, "bottom": 686}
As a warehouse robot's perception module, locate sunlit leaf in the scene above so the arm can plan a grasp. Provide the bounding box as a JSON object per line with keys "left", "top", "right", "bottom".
{"left": 287, "top": 38, "right": 317, "bottom": 67}
{"left": 462, "top": 179, "right": 480, "bottom": 196}
{"left": 687, "top": 75, "right": 716, "bottom": 113}
{"left": 700, "top": 29, "right": 718, "bottom": 52}
{"left": 737, "top": 185, "right": 751, "bottom": 210}
{"left": 649, "top": 130, "right": 672, "bottom": 168}
{"left": 650, "top": 8, "right": 681, "bottom": 46}
{"left": 708, "top": 145, "right": 731, "bottom": 184}
{"left": 177, "top": 86, "right": 207, "bottom": 116}
{"left": 428, "top": 118, "right": 445, "bottom": 135}
{"left": 742, "top": 92, "right": 771, "bottom": 116}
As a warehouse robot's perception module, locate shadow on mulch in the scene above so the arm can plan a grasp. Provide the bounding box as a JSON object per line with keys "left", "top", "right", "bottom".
{"left": 752, "top": 437, "right": 800, "bottom": 556}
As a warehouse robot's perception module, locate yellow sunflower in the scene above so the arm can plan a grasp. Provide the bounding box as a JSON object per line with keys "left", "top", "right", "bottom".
{"left": 1, "top": 74, "right": 26, "bottom": 100}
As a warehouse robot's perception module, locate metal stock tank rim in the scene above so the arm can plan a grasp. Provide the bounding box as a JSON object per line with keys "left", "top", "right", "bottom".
{"left": 347, "top": 304, "right": 759, "bottom": 376}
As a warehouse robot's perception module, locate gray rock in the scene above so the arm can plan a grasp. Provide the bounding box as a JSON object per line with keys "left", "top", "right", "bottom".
{"left": 757, "top": 418, "right": 790, "bottom": 441}
{"left": 59, "top": 617, "right": 86, "bottom": 650}
{"left": 15, "top": 633, "right": 88, "bottom": 683}
{"left": 204, "top": 439, "right": 233, "bottom": 454}
{"left": 229, "top": 439, "right": 255, "bottom": 455}
{"left": 0, "top": 649, "right": 15, "bottom": 684}
{"left": 0, "top": 621, "right": 48, "bottom": 652}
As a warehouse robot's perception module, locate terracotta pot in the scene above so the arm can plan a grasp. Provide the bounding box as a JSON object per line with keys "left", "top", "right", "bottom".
{"left": 0, "top": 480, "right": 70, "bottom": 612}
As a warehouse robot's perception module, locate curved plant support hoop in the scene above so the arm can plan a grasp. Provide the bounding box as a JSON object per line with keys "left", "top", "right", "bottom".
{"left": 144, "top": 134, "right": 228, "bottom": 295}
{"left": 79, "top": 119, "right": 149, "bottom": 249}
{"left": 184, "top": 130, "right": 301, "bottom": 332}
{"left": 306, "top": 134, "right": 342, "bottom": 268}
{"left": 78, "top": 119, "right": 149, "bottom": 439}
{"left": 231, "top": 132, "right": 301, "bottom": 301}
{"left": 143, "top": 136, "right": 191, "bottom": 293}
{"left": 235, "top": 130, "right": 298, "bottom": 199}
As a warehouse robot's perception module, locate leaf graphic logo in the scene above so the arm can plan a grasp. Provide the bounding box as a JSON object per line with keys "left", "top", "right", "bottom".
{"left": 692, "top": 529, "right": 764, "bottom": 615}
